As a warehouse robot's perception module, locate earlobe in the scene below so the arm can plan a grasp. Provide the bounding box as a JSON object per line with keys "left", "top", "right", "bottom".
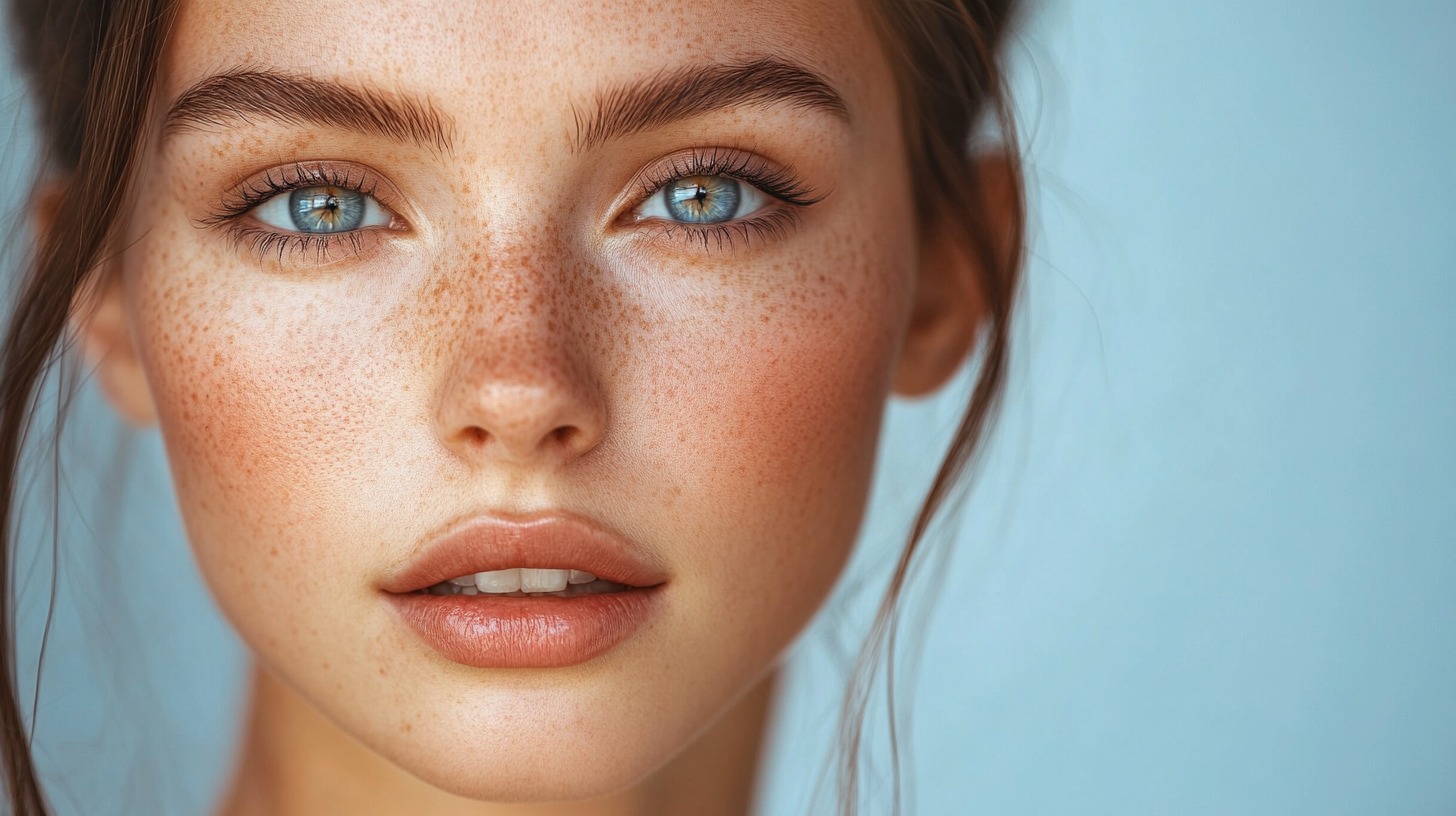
{"left": 37, "top": 184, "right": 159, "bottom": 427}
{"left": 892, "top": 153, "right": 1019, "bottom": 398}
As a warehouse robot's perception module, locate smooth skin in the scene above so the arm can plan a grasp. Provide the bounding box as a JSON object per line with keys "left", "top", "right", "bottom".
{"left": 66, "top": 0, "right": 1007, "bottom": 813}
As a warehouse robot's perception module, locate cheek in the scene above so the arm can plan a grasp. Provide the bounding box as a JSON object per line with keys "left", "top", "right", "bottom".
{"left": 125, "top": 236, "right": 421, "bottom": 621}
{"left": 694, "top": 271, "right": 899, "bottom": 513}
{"left": 617, "top": 226, "right": 914, "bottom": 664}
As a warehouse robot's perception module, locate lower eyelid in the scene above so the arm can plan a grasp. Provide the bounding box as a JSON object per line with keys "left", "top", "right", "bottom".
{"left": 222, "top": 222, "right": 390, "bottom": 266}
{"left": 629, "top": 209, "right": 803, "bottom": 253}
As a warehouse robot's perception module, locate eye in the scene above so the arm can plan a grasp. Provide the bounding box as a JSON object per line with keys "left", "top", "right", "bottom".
{"left": 633, "top": 175, "right": 772, "bottom": 225}
{"left": 250, "top": 185, "right": 393, "bottom": 234}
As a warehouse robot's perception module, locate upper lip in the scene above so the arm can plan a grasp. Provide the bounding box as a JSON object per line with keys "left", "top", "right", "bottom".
{"left": 379, "top": 512, "right": 668, "bottom": 594}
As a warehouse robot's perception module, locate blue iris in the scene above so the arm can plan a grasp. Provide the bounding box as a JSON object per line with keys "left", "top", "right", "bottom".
{"left": 289, "top": 186, "right": 366, "bottom": 233}
{"left": 663, "top": 176, "right": 741, "bottom": 224}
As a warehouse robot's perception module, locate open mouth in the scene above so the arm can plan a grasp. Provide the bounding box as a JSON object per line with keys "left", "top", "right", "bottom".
{"left": 419, "top": 568, "right": 633, "bottom": 598}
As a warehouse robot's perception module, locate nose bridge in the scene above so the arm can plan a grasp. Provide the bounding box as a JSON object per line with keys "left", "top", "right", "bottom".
{"left": 433, "top": 225, "right": 605, "bottom": 466}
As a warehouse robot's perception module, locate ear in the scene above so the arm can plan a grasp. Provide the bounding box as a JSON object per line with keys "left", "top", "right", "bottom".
{"left": 892, "top": 153, "right": 1019, "bottom": 398}
{"left": 40, "top": 184, "right": 159, "bottom": 426}
{"left": 74, "top": 274, "right": 158, "bottom": 426}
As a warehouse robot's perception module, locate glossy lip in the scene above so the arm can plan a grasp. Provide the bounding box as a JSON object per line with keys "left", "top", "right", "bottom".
{"left": 381, "top": 513, "right": 668, "bottom": 669}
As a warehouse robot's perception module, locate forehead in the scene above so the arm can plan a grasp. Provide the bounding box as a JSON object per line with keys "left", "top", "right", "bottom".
{"left": 163, "top": 0, "right": 885, "bottom": 131}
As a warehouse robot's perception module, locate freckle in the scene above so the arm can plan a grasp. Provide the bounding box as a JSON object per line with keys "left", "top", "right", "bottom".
{"left": 401, "top": 722, "right": 413, "bottom": 733}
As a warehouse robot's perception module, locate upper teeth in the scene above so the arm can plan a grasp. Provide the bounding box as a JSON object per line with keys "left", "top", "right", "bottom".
{"left": 447, "top": 568, "right": 597, "bottom": 594}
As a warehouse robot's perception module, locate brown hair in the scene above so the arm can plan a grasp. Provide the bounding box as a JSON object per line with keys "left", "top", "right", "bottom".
{"left": 844, "top": 2, "right": 1023, "bottom": 812}
{"left": 0, "top": 0, "right": 1023, "bottom": 813}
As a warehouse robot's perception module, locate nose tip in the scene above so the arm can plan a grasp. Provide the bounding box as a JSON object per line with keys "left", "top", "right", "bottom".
{"left": 441, "top": 379, "right": 604, "bottom": 464}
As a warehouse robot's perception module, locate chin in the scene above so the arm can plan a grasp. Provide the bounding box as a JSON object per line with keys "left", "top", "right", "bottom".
{"left": 329, "top": 676, "right": 698, "bottom": 804}
{"left": 395, "top": 737, "right": 669, "bottom": 803}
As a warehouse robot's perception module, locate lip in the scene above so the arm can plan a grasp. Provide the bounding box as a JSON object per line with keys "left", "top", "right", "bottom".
{"left": 381, "top": 513, "right": 667, "bottom": 669}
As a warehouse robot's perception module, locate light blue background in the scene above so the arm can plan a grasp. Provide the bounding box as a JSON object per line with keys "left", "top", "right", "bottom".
{"left": 3, "top": 2, "right": 1453, "bottom": 814}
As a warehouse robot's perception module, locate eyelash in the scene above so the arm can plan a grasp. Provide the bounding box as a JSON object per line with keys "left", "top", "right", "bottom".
{"left": 201, "top": 150, "right": 821, "bottom": 264}
{"left": 627, "top": 147, "right": 822, "bottom": 253}
{"left": 200, "top": 162, "right": 395, "bottom": 264}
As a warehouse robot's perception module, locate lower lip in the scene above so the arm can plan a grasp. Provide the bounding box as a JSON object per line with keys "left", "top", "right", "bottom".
{"left": 386, "top": 588, "right": 663, "bottom": 669}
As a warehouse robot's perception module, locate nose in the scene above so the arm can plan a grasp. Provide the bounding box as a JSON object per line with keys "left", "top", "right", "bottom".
{"left": 434, "top": 287, "right": 606, "bottom": 469}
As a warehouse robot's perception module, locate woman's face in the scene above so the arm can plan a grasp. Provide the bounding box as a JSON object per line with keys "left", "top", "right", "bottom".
{"left": 96, "top": 0, "right": 960, "bottom": 800}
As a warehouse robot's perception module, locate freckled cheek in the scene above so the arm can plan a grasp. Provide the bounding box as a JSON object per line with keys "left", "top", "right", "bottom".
{"left": 133, "top": 287, "right": 411, "bottom": 591}
{"left": 629, "top": 282, "right": 903, "bottom": 680}
{"left": 664, "top": 270, "right": 907, "bottom": 597}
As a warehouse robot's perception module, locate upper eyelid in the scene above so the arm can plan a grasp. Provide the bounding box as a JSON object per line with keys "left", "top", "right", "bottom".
{"left": 629, "top": 147, "right": 818, "bottom": 202}
{"left": 616, "top": 148, "right": 822, "bottom": 233}
{"left": 199, "top": 160, "right": 410, "bottom": 228}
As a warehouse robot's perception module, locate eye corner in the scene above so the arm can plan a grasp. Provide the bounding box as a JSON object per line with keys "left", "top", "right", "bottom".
{"left": 192, "top": 209, "right": 233, "bottom": 231}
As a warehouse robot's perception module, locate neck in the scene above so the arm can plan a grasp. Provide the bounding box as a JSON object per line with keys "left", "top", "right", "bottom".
{"left": 216, "top": 664, "right": 778, "bottom": 816}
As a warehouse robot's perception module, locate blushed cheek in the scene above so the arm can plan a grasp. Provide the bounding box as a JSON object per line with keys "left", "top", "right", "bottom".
{"left": 713, "top": 305, "right": 894, "bottom": 496}
{"left": 651, "top": 241, "right": 911, "bottom": 613}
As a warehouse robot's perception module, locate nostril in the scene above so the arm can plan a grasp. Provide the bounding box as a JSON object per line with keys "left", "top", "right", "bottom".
{"left": 454, "top": 425, "right": 587, "bottom": 455}
{"left": 550, "top": 425, "right": 583, "bottom": 450}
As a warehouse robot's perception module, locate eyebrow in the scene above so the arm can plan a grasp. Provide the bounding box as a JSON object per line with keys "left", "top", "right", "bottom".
{"left": 163, "top": 70, "right": 455, "bottom": 152}
{"left": 572, "top": 58, "right": 849, "bottom": 151}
